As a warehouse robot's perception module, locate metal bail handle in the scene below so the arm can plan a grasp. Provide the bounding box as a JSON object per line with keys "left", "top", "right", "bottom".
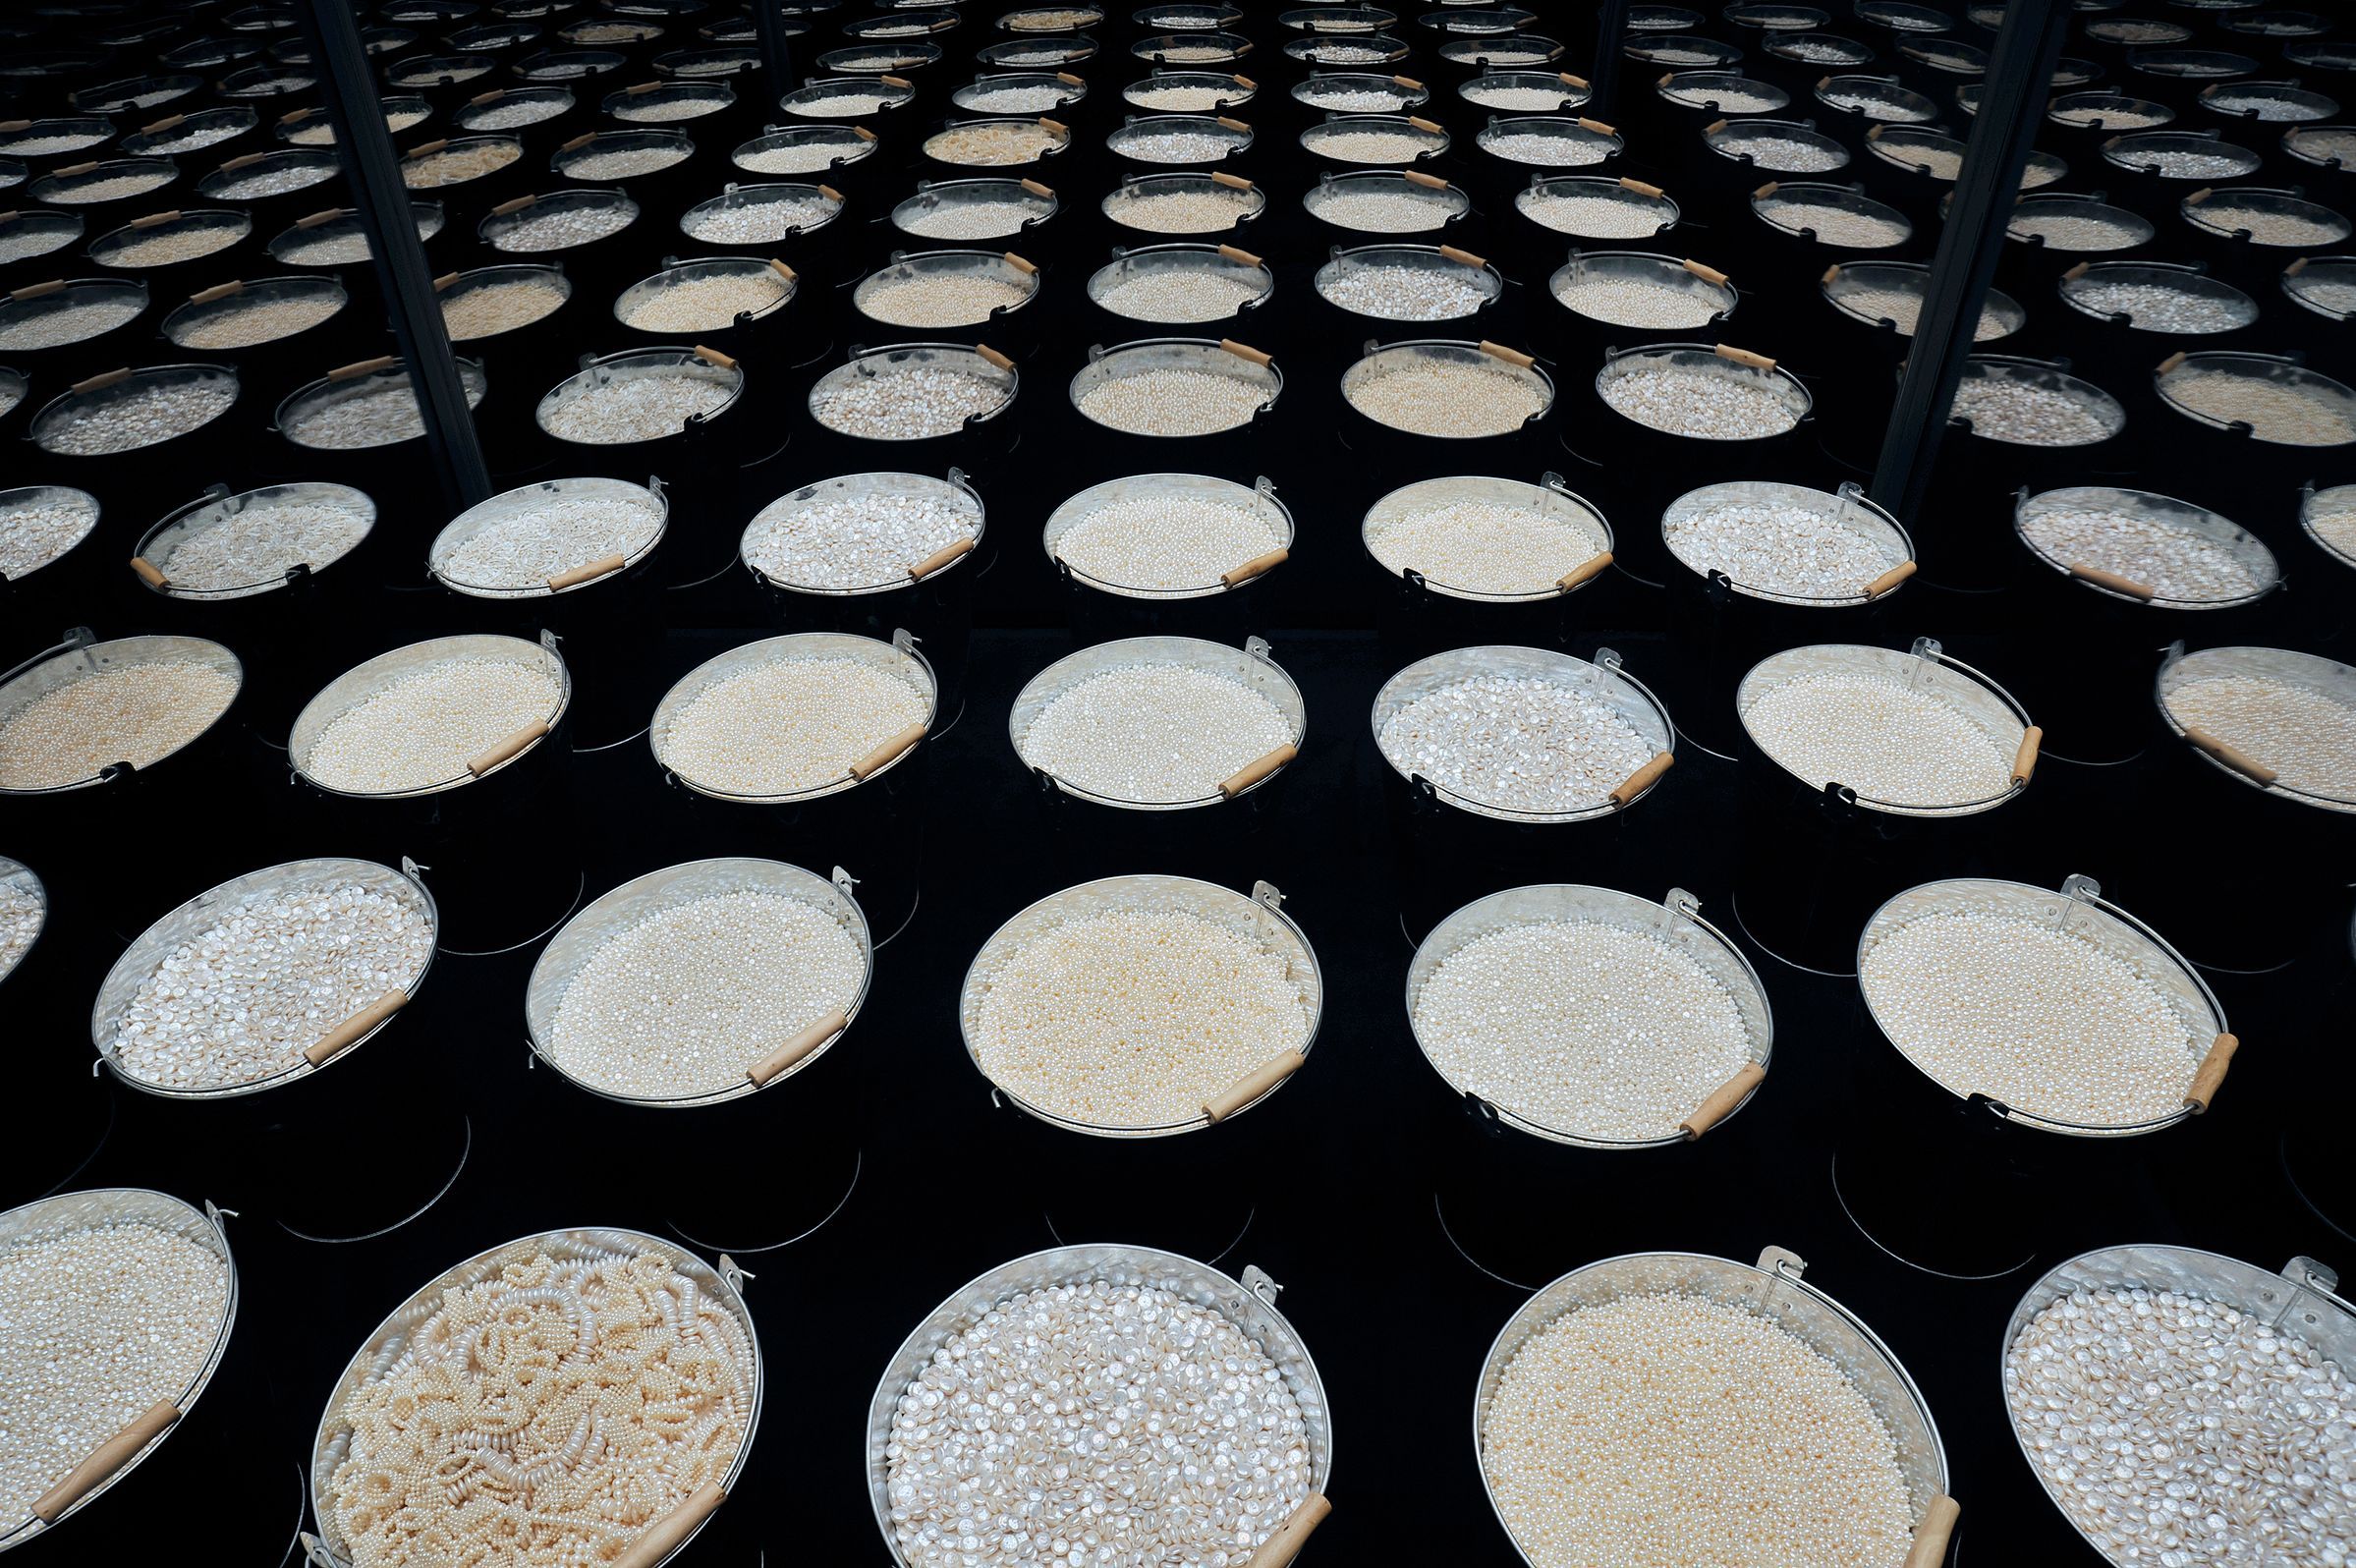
{"left": 832, "top": 866, "right": 861, "bottom": 901}
{"left": 1240, "top": 1263, "right": 1282, "bottom": 1306}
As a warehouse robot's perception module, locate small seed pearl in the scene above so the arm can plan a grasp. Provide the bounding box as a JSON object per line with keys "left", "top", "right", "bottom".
{"left": 331, "top": 1249, "right": 753, "bottom": 1568}
{"left": 1555, "top": 274, "right": 1715, "bottom": 329}
{"left": 2010, "top": 210, "right": 2143, "bottom": 250}
{"left": 1379, "top": 674, "right": 1655, "bottom": 812}
{"left": 812, "top": 365, "right": 1006, "bottom": 438}
{"left": 113, "top": 878, "right": 433, "bottom": 1089}
{"left": 1368, "top": 497, "right": 1601, "bottom": 593}
{"left": 2162, "top": 369, "right": 2356, "bottom": 446}
{"left": 1095, "top": 267, "right": 1260, "bottom": 321}
{"left": 1712, "top": 133, "right": 1843, "bottom": 171}
{"left": 2006, "top": 1285, "right": 2356, "bottom": 1567}
{"left": 737, "top": 136, "right": 866, "bottom": 174}
{"left": 552, "top": 889, "right": 865, "bottom": 1096}
{"left": 1664, "top": 499, "right": 1892, "bottom": 597}
{"left": 971, "top": 908, "right": 1312, "bottom": 1126}
{"left": 621, "top": 272, "right": 783, "bottom": 333}
{"left": 0, "top": 882, "right": 39, "bottom": 975}
{"left": 1417, "top": 920, "right": 1751, "bottom": 1141}
{"left": 1522, "top": 190, "right": 1661, "bottom": 237}
{"left": 44, "top": 170, "right": 175, "bottom": 203}
{"left": 208, "top": 163, "right": 335, "bottom": 198}
{"left": 158, "top": 496, "right": 372, "bottom": 595}
{"left": 1952, "top": 377, "right": 2116, "bottom": 445}
{"left": 1600, "top": 364, "right": 1797, "bottom": 440}
{"left": 39, "top": 380, "right": 236, "bottom": 455}
{"left": 959, "top": 85, "right": 1069, "bottom": 112}
{"left": 744, "top": 488, "right": 976, "bottom": 589}
{"left": 886, "top": 1281, "right": 1312, "bottom": 1567}
{"left": 617, "top": 93, "right": 731, "bottom": 122}
{"left": 681, "top": 194, "right": 835, "bottom": 243}
{"left": 925, "top": 122, "right": 1061, "bottom": 165}
{"left": 1109, "top": 187, "right": 1253, "bottom": 232}
{"left": 902, "top": 198, "right": 1040, "bottom": 239}
{"left": 861, "top": 272, "right": 1029, "bottom": 327}
{"left": 0, "top": 490, "right": 98, "bottom": 580}
{"left": 459, "top": 97, "right": 568, "bottom": 130}
{"left": 1054, "top": 491, "right": 1281, "bottom": 588}
{"left": 0, "top": 295, "right": 141, "bottom": 350}
{"left": 401, "top": 140, "right": 519, "bottom": 186}
{"left": 1301, "top": 86, "right": 1412, "bottom": 111}
{"left": 1022, "top": 663, "right": 1293, "bottom": 802}
{"left": 1127, "top": 84, "right": 1238, "bottom": 111}
{"left": 0, "top": 1222, "right": 231, "bottom": 1529}
{"left": 1744, "top": 671, "right": 2012, "bottom": 806}
{"left": 2168, "top": 674, "right": 2356, "bottom": 802}
{"left": 1838, "top": 285, "right": 2011, "bottom": 338}
{"left": 169, "top": 293, "right": 341, "bottom": 349}
{"left": 442, "top": 277, "right": 567, "bottom": 339}
{"left": 442, "top": 490, "right": 659, "bottom": 593}
{"left": 1758, "top": 197, "right": 1909, "bottom": 246}
{"left": 0, "top": 660, "right": 239, "bottom": 789}
{"left": 493, "top": 203, "right": 632, "bottom": 252}
{"left": 1862, "top": 908, "right": 2203, "bottom": 1122}
{"left": 1486, "top": 1293, "right": 1915, "bottom": 1568}
{"left": 664, "top": 655, "right": 927, "bottom": 793}
{"left": 2024, "top": 505, "right": 2262, "bottom": 601}
{"left": 0, "top": 225, "right": 77, "bottom": 264}
{"left": 1079, "top": 364, "right": 1266, "bottom": 434}
{"left": 1347, "top": 359, "right": 1543, "bottom": 436}
{"left": 303, "top": 657, "right": 559, "bottom": 794}
{"left": 542, "top": 372, "right": 731, "bottom": 444}
{"left": 1308, "top": 128, "right": 1436, "bottom": 163}
{"left": 1322, "top": 263, "right": 1486, "bottom": 319}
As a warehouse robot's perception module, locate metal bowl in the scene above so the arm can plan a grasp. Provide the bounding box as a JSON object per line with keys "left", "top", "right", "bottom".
{"left": 1129, "top": 69, "right": 1257, "bottom": 109}
{"left": 1951, "top": 355, "right": 2124, "bottom": 444}
{"left": 136, "top": 480, "right": 376, "bottom": 601}
{"left": 616, "top": 256, "right": 793, "bottom": 333}
{"left": 1303, "top": 167, "right": 1467, "bottom": 232}
{"left": 1598, "top": 341, "right": 1812, "bottom": 440}
{"left": 1664, "top": 479, "right": 1912, "bottom": 606}
{"left": 1826, "top": 258, "right": 2025, "bottom": 339}
{"left": 1554, "top": 250, "right": 1734, "bottom": 328}
{"left": 0, "top": 277, "right": 146, "bottom": 354}
{"left": 1046, "top": 472, "right": 1293, "bottom": 598}
{"left": 743, "top": 469, "right": 983, "bottom": 595}
{"left": 161, "top": 274, "right": 347, "bottom": 351}
{"left": 478, "top": 186, "right": 638, "bottom": 251}
{"left": 1303, "top": 112, "right": 1450, "bottom": 163}
{"left": 30, "top": 363, "right": 240, "bottom": 455}
{"left": 1071, "top": 335, "right": 1280, "bottom": 435}
{"left": 1321, "top": 242, "right": 1503, "bottom": 320}
{"left": 1103, "top": 168, "right": 1267, "bottom": 232}
{"left": 275, "top": 358, "right": 488, "bottom": 451}
{"left": 809, "top": 341, "right": 1018, "bottom": 439}
{"left": 607, "top": 80, "right": 737, "bottom": 120}
{"left": 651, "top": 630, "right": 937, "bottom": 803}
{"left": 1518, "top": 173, "right": 1679, "bottom": 238}
{"left": 1345, "top": 338, "right": 1554, "bottom": 437}
{"left": 535, "top": 346, "right": 744, "bottom": 445}
{"left": 1088, "top": 241, "right": 1273, "bottom": 321}
{"left": 853, "top": 248, "right": 1040, "bottom": 326}
{"left": 779, "top": 74, "right": 916, "bottom": 117}
{"left": 2155, "top": 350, "right": 2356, "bottom": 446}
{"left": 2, "top": 211, "right": 84, "bottom": 268}
{"left": 550, "top": 127, "right": 691, "bottom": 179}
{"left": 0, "top": 633, "right": 243, "bottom": 797}
{"left": 1011, "top": 636, "right": 1307, "bottom": 807}
{"left": 2014, "top": 485, "right": 2276, "bottom": 609}
{"left": 679, "top": 180, "right": 844, "bottom": 242}
{"left": 1109, "top": 111, "right": 1254, "bottom": 163}
{"left": 1363, "top": 473, "right": 1612, "bottom": 603}
{"left": 891, "top": 175, "right": 1058, "bottom": 238}
{"left": 2156, "top": 644, "right": 2356, "bottom": 815}
{"left": 730, "top": 123, "right": 876, "bottom": 175}
{"left": 267, "top": 202, "right": 442, "bottom": 266}
{"left": 291, "top": 632, "right": 569, "bottom": 800}
{"left": 431, "top": 475, "right": 666, "bottom": 597}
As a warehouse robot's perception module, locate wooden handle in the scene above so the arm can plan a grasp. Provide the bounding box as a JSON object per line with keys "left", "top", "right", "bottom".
{"left": 1204, "top": 1049, "right": 1306, "bottom": 1122}
{"left": 1002, "top": 250, "right": 1038, "bottom": 274}
{"left": 219, "top": 152, "right": 266, "bottom": 170}
{"left": 2157, "top": 350, "right": 2188, "bottom": 375}
{"left": 880, "top": 75, "right": 913, "bottom": 88}
{"left": 975, "top": 342, "right": 1015, "bottom": 370}
{"left": 547, "top": 552, "right": 627, "bottom": 590}
{"left": 1619, "top": 176, "right": 1662, "bottom": 196}
{"left": 31, "top": 1402, "right": 180, "bottom": 1523}
{"left": 1217, "top": 742, "right": 1298, "bottom": 799}
{"left": 1211, "top": 170, "right": 1254, "bottom": 190}
{"left": 129, "top": 555, "right": 168, "bottom": 588}
{"left": 1230, "top": 75, "right": 1256, "bottom": 90}
{"left": 1038, "top": 116, "right": 1069, "bottom": 135}
{"left": 747, "top": 1008, "right": 848, "bottom": 1087}
{"left": 408, "top": 137, "right": 451, "bottom": 156}
{"left": 1020, "top": 177, "right": 1054, "bottom": 196}
{"left": 1715, "top": 343, "right": 1775, "bottom": 370}
{"left": 491, "top": 194, "right": 536, "bottom": 215}
{"left": 817, "top": 182, "right": 847, "bottom": 204}
{"left": 1609, "top": 750, "right": 1674, "bottom": 806}
{"left": 1681, "top": 258, "right": 1729, "bottom": 287}
{"left": 293, "top": 206, "right": 348, "bottom": 227}
{"left": 1056, "top": 72, "right": 1086, "bottom": 85}
{"left": 2067, "top": 562, "right": 2155, "bottom": 600}
{"left": 2184, "top": 1033, "right": 2238, "bottom": 1114}
{"left": 2285, "top": 254, "right": 2308, "bottom": 277}
{"left": 432, "top": 270, "right": 460, "bottom": 291}
{"left": 329, "top": 355, "right": 398, "bottom": 380}
{"left": 71, "top": 367, "right": 133, "bottom": 394}
{"left": 850, "top": 722, "right": 926, "bottom": 780}
{"left": 188, "top": 280, "right": 243, "bottom": 305}
{"left": 8, "top": 278, "right": 67, "bottom": 301}
{"left": 626, "top": 81, "right": 664, "bottom": 94}
{"left": 54, "top": 160, "right": 99, "bottom": 176}
{"left": 305, "top": 988, "right": 408, "bottom": 1067}
{"left": 1821, "top": 263, "right": 1843, "bottom": 286}
{"left": 611, "top": 1483, "right": 726, "bottom": 1568}
{"left": 0, "top": 120, "right": 25, "bottom": 133}
{"left": 2009, "top": 725, "right": 2042, "bottom": 787}
{"left": 1753, "top": 180, "right": 1780, "bottom": 198}
{"left": 1433, "top": 245, "right": 1485, "bottom": 270}
{"left": 1215, "top": 115, "right": 1252, "bottom": 134}
{"left": 1246, "top": 1493, "right": 1331, "bottom": 1568}
{"left": 2183, "top": 724, "right": 2277, "bottom": 785}
{"left": 2062, "top": 259, "right": 2090, "bottom": 280}
{"left": 470, "top": 88, "right": 507, "bottom": 104}
{"left": 1578, "top": 117, "right": 1616, "bottom": 137}
{"left": 1902, "top": 1498, "right": 1960, "bottom": 1568}
{"left": 140, "top": 114, "right": 188, "bottom": 134}
{"left": 1557, "top": 550, "right": 1613, "bottom": 591}
{"left": 1219, "top": 337, "right": 1271, "bottom": 365}
{"left": 1478, "top": 340, "right": 1535, "bottom": 367}
{"left": 1393, "top": 75, "right": 1423, "bottom": 90}
{"left": 692, "top": 344, "right": 738, "bottom": 369}
{"left": 1705, "top": 118, "right": 1730, "bottom": 135}
{"left": 552, "top": 132, "right": 597, "bottom": 154}
{"left": 2186, "top": 186, "right": 2213, "bottom": 204}
{"left": 1561, "top": 73, "right": 1591, "bottom": 89}
{"left": 909, "top": 535, "right": 977, "bottom": 580}
{"left": 1863, "top": 559, "right": 1916, "bottom": 597}
{"left": 853, "top": 125, "right": 878, "bottom": 140}
{"left": 467, "top": 719, "right": 549, "bottom": 776}
{"left": 767, "top": 258, "right": 797, "bottom": 283}
{"left": 1681, "top": 1060, "right": 1766, "bottom": 1140}
{"left": 1402, "top": 169, "right": 1448, "bottom": 190}
{"left": 1216, "top": 243, "right": 1262, "bottom": 266}
{"left": 1407, "top": 115, "right": 1443, "bottom": 135}
{"left": 1220, "top": 546, "right": 1288, "bottom": 588}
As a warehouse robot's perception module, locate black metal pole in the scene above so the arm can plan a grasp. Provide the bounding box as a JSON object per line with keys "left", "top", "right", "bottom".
{"left": 1589, "top": 0, "right": 1630, "bottom": 119}
{"left": 1868, "top": 0, "right": 2069, "bottom": 525}
{"left": 296, "top": 0, "right": 492, "bottom": 511}
{"left": 753, "top": 1, "right": 798, "bottom": 103}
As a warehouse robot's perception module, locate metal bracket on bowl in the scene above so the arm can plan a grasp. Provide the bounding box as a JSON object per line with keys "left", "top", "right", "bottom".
{"left": 2278, "top": 1257, "right": 2356, "bottom": 1328}
{"left": 720, "top": 1255, "right": 754, "bottom": 1293}
{"left": 1241, "top": 1263, "right": 1282, "bottom": 1306}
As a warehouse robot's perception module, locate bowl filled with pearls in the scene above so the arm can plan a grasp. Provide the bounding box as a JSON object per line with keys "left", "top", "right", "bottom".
{"left": 1103, "top": 167, "right": 1267, "bottom": 234}
{"left": 1515, "top": 173, "right": 1681, "bottom": 243}
{"left": 1318, "top": 242, "right": 1504, "bottom": 323}
{"left": 890, "top": 174, "right": 1059, "bottom": 241}
{"left": 1304, "top": 167, "right": 1471, "bottom": 235}
{"left": 1106, "top": 111, "right": 1255, "bottom": 164}
{"left": 534, "top": 344, "right": 747, "bottom": 464}
{"left": 1070, "top": 335, "right": 1281, "bottom": 442}
{"left": 0, "top": 484, "right": 102, "bottom": 600}
{"left": 0, "top": 276, "right": 148, "bottom": 362}
{"left": 1300, "top": 111, "right": 1450, "bottom": 165}
{"left": 1343, "top": 338, "right": 1554, "bottom": 448}
{"left": 1130, "top": 68, "right": 1259, "bottom": 112}
{"left": 1359, "top": 472, "right": 1616, "bottom": 654}
{"left": 614, "top": 257, "right": 794, "bottom": 350}
{"left": 273, "top": 356, "right": 490, "bottom": 486}
{"left": 852, "top": 249, "right": 1040, "bottom": 331}
{"left": 132, "top": 476, "right": 377, "bottom": 640}
{"left": 1294, "top": 71, "right": 1428, "bottom": 113}
{"left": 809, "top": 341, "right": 1020, "bottom": 446}
{"left": 729, "top": 123, "right": 878, "bottom": 178}
{"left": 1087, "top": 241, "right": 1275, "bottom": 323}
{"left": 1043, "top": 472, "right": 1294, "bottom": 636}
{"left": 430, "top": 474, "right": 667, "bottom": 606}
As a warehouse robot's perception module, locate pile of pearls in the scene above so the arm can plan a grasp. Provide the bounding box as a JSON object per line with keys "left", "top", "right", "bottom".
{"left": 302, "top": 657, "right": 559, "bottom": 794}
{"left": 2293, "top": 129, "right": 2356, "bottom": 165}
{"left": 1862, "top": 906, "right": 2205, "bottom": 1123}
{"left": 1416, "top": 919, "right": 1752, "bottom": 1141}
{"left": 2009, "top": 210, "right": 2144, "bottom": 250}
{"left": 1367, "top": 494, "right": 1602, "bottom": 593}
{"left": 0, "top": 127, "right": 108, "bottom": 156}
{"left": 1884, "top": 142, "right": 1963, "bottom": 178}
{"left": 1711, "top": 133, "right": 1843, "bottom": 171}
{"left": 1096, "top": 266, "right": 1261, "bottom": 320}
{"left": 400, "top": 140, "right": 520, "bottom": 187}
{"left": 862, "top": 270, "right": 1030, "bottom": 327}
{"left": 1301, "top": 85, "right": 1416, "bottom": 112}
{"left": 2161, "top": 368, "right": 2356, "bottom": 446}
{"left": 662, "top": 655, "right": 927, "bottom": 794}
{"left": 38, "top": 378, "right": 236, "bottom": 455}
{"left": 1838, "top": 285, "right": 2010, "bottom": 339}
{"left": 156, "top": 494, "right": 371, "bottom": 595}
{"left": 1305, "top": 184, "right": 1455, "bottom": 232}
{"left": 2063, "top": 277, "right": 2245, "bottom": 332}
{"left": 681, "top": 192, "right": 835, "bottom": 244}
{"left": 971, "top": 907, "right": 1311, "bottom": 1125}
{"left": 491, "top": 202, "right": 633, "bottom": 252}
{"left": 1109, "top": 186, "right": 1255, "bottom": 233}
{"left": 2167, "top": 674, "right": 2356, "bottom": 800}
{"left": 1378, "top": 673, "right": 1655, "bottom": 812}
{"left": 1305, "top": 41, "right": 1395, "bottom": 64}
{"left": 0, "top": 224, "right": 78, "bottom": 264}
{"left": 0, "top": 660, "right": 239, "bottom": 789}
{"left": 0, "top": 880, "right": 39, "bottom": 974}
{"left": 1599, "top": 363, "right": 1798, "bottom": 440}
{"left": 1054, "top": 489, "right": 1281, "bottom": 588}
{"left": 1776, "top": 38, "right": 1869, "bottom": 63}
{"left": 743, "top": 487, "right": 976, "bottom": 589}
{"left": 113, "top": 878, "right": 433, "bottom": 1090}
{"left": 1346, "top": 357, "right": 1543, "bottom": 436}
{"left": 903, "top": 198, "right": 1041, "bottom": 239}
{"left": 1128, "top": 83, "right": 1245, "bottom": 111}
{"left": 1952, "top": 376, "right": 2116, "bottom": 445}
{"left": 1320, "top": 262, "right": 1486, "bottom": 319}
{"left": 1744, "top": 671, "right": 2013, "bottom": 805}
{"left": 45, "top": 169, "right": 174, "bottom": 204}
{"left": 616, "top": 92, "right": 732, "bottom": 122}
{"left": 441, "top": 275, "right": 567, "bottom": 339}
{"left": 959, "top": 84, "right": 1071, "bottom": 113}
{"left": 1078, "top": 364, "right": 1266, "bottom": 435}
{"left": 1158, "top": 41, "right": 1249, "bottom": 62}
{"left": 2006, "top": 1283, "right": 2356, "bottom": 1565}
{"left": 169, "top": 292, "right": 341, "bottom": 350}
{"left": 1664, "top": 497, "right": 1893, "bottom": 597}
{"left": 1114, "top": 127, "right": 1237, "bottom": 163}
{"left": 1662, "top": 83, "right": 1781, "bottom": 111}
{"left": 812, "top": 363, "right": 1007, "bottom": 438}
{"left": 1555, "top": 274, "right": 1717, "bottom": 329}
{"left": 0, "top": 295, "right": 143, "bottom": 351}
{"left": 442, "top": 489, "right": 660, "bottom": 593}
{"left": 564, "top": 144, "right": 690, "bottom": 180}
{"left": 1023, "top": 663, "right": 1293, "bottom": 802}
{"left": 1757, "top": 196, "right": 1909, "bottom": 247}
{"left": 207, "top": 162, "right": 334, "bottom": 199}
{"left": 1007, "top": 6, "right": 1100, "bottom": 27}
{"left": 2190, "top": 199, "right": 2345, "bottom": 246}
{"left": 0, "top": 488, "right": 100, "bottom": 580}
{"left": 459, "top": 97, "right": 570, "bottom": 131}
{"left": 2023, "top": 504, "right": 2264, "bottom": 601}
{"left": 331, "top": 1249, "right": 753, "bottom": 1568}
{"left": 1522, "top": 188, "right": 1663, "bottom": 237}
{"left": 102, "top": 225, "right": 242, "bottom": 266}
{"left": 1485, "top": 1292, "right": 1916, "bottom": 1568}
{"left": 2207, "top": 89, "right": 2330, "bottom": 121}
{"left": 620, "top": 271, "right": 784, "bottom": 332}
{"left": 1820, "top": 86, "right": 1918, "bottom": 119}
{"left": 541, "top": 371, "right": 730, "bottom": 444}
{"left": 0, "top": 1220, "right": 231, "bottom": 1528}
{"left": 925, "top": 121, "right": 1062, "bottom": 165}
{"left": 2123, "top": 148, "right": 2255, "bottom": 179}
{"left": 277, "top": 228, "right": 375, "bottom": 265}
{"left": 786, "top": 89, "right": 897, "bottom": 117}
{"left": 738, "top": 135, "right": 868, "bottom": 173}
{"left": 885, "top": 1280, "right": 1313, "bottom": 1566}
{"left": 552, "top": 889, "right": 865, "bottom": 1096}
{"left": 288, "top": 382, "right": 448, "bottom": 449}
{"left": 141, "top": 121, "right": 252, "bottom": 153}
{"left": 1306, "top": 127, "right": 1436, "bottom": 163}
{"left": 2313, "top": 497, "right": 2356, "bottom": 558}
